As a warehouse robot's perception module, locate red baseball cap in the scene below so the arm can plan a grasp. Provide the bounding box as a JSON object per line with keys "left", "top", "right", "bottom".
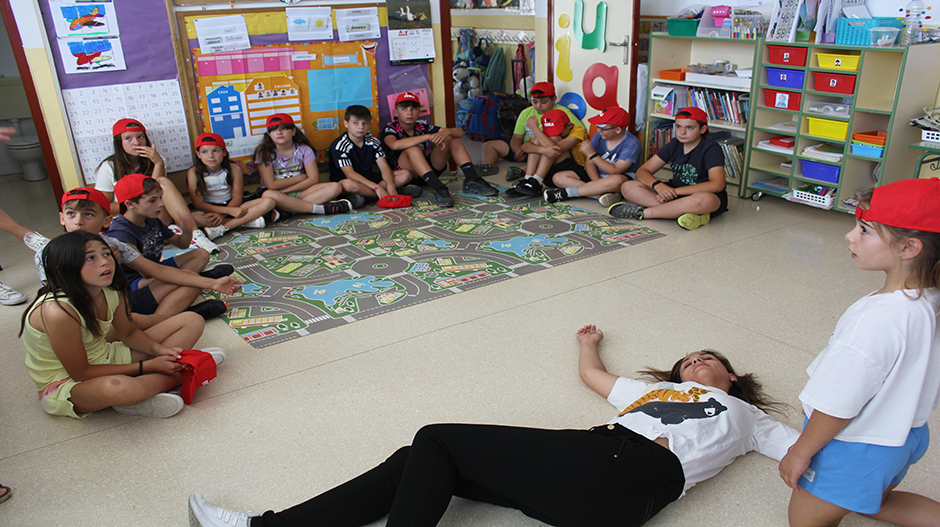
{"left": 540, "top": 109, "right": 570, "bottom": 137}
{"left": 395, "top": 92, "right": 421, "bottom": 106}
{"left": 676, "top": 107, "right": 708, "bottom": 124}
{"left": 266, "top": 113, "right": 295, "bottom": 128}
{"left": 530, "top": 82, "right": 556, "bottom": 98}
{"left": 113, "top": 173, "right": 154, "bottom": 203}
{"left": 856, "top": 178, "right": 940, "bottom": 233}
{"left": 195, "top": 133, "right": 225, "bottom": 149}
{"left": 61, "top": 187, "right": 111, "bottom": 214}
{"left": 178, "top": 349, "right": 217, "bottom": 405}
{"left": 589, "top": 107, "right": 630, "bottom": 128}
{"left": 112, "top": 118, "right": 145, "bottom": 137}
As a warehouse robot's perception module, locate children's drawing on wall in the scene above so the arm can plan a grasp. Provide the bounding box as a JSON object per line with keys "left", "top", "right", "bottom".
{"left": 387, "top": 0, "right": 435, "bottom": 63}
{"left": 387, "top": 0, "right": 430, "bottom": 29}
{"left": 191, "top": 41, "right": 379, "bottom": 163}
{"left": 286, "top": 6, "right": 333, "bottom": 41}
{"left": 450, "top": 0, "right": 522, "bottom": 9}
{"left": 51, "top": 0, "right": 119, "bottom": 38}
{"left": 57, "top": 37, "right": 126, "bottom": 74}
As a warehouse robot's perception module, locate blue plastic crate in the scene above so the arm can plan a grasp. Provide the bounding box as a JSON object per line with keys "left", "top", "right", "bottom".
{"left": 801, "top": 159, "right": 841, "bottom": 183}
{"left": 851, "top": 141, "right": 885, "bottom": 158}
{"left": 767, "top": 67, "right": 806, "bottom": 89}
{"left": 835, "top": 17, "right": 904, "bottom": 47}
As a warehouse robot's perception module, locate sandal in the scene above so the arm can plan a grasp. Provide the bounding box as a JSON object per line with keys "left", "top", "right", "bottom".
{"left": 0, "top": 484, "right": 12, "bottom": 504}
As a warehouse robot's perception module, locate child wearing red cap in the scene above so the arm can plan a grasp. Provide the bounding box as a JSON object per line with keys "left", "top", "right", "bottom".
{"left": 544, "top": 106, "right": 641, "bottom": 206}
{"left": 20, "top": 230, "right": 210, "bottom": 419}
{"left": 328, "top": 105, "right": 406, "bottom": 208}
{"left": 611, "top": 107, "right": 727, "bottom": 230}
{"left": 480, "top": 82, "right": 587, "bottom": 183}
{"left": 779, "top": 178, "right": 940, "bottom": 525}
{"left": 503, "top": 109, "right": 589, "bottom": 198}
{"left": 187, "top": 133, "right": 278, "bottom": 240}
{"left": 381, "top": 92, "right": 498, "bottom": 207}
{"left": 95, "top": 118, "right": 199, "bottom": 245}
{"left": 253, "top": 114, "right": 352, "bottom": 218}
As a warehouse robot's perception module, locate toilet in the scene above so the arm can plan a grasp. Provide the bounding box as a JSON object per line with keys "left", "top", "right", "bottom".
{"left": 0, "top": 78, "right": 47, "bottom": 181}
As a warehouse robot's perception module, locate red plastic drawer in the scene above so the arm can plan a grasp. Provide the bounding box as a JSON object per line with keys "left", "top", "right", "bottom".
{"left": 813, "top": 72, "right": 857, "bottom": 94}
{"left": 767, "top": 45, "right": 808, "bottom": 67}
{"left": 764, "top": 89, "right": 802, "bottom": 111}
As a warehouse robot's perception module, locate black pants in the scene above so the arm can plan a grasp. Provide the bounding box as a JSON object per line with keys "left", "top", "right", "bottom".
{"left": 253, "top": 423, "right": 684, "bottom": 527}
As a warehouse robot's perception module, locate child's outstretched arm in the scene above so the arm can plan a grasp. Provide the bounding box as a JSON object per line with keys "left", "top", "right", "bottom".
{"left": 577, "top": 325, "right": 618, "bottom": 398}
{"left": 778, "top": 410, "right": 849, "bottom": 490}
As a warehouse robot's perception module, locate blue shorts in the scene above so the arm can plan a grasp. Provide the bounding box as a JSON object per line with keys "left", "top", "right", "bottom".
{"left": 799, "top": 420, "right": 929, "bottom": 514}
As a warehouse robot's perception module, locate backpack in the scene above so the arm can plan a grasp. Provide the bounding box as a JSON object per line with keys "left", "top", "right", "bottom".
{"left": 497, "top": 94, "right": 531, "bottom": 143}
{"left": 465, "top": 93, "right": 506, "bottom": 141}
{"left": 455, "top": 98, "right": 473, "bottom": 131}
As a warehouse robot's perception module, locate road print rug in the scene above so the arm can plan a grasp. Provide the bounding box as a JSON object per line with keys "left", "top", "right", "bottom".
{"left": 201, "top": 182, "right": 665, "bottom": 348}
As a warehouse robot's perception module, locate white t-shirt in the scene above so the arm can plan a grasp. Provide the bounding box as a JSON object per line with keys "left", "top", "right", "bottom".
{"left": 800, "top": 289, "right": 940, "bottom": 446}
{"left": 201, "top": 168, "right": 233, "bottom": 205}
{"left": 607, "top": 378, "right": 798, "bottom": 494}
{"left": 94, "top": 160, "right": 141, "bottom": 200}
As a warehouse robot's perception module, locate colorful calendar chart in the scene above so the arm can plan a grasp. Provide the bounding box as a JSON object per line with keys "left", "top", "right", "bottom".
{"left": 62, "top": 79, "right": 191, "bottom": 184}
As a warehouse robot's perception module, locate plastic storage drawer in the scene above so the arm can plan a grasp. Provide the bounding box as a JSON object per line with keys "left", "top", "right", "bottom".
{"left": 813, "top": 72, "right": 857, "bottom": 94}
{"left": 851, "top": 142, "right": 885, "bottom": 158}
{"left": 767, "top": 45, "right": 807, "bottom": 66}
{"left": 801, "top": 160, "right": 841, "bottom": 183}
{"left": 764, "top": 89, "right": 801, "bottom": 111}
{"left": 667, "top": 19, "right": 700, "bottom": 36}
{"left": 807, "top": 99, "right": 851, "bottom": 117}
{"left": 816, "top": 52, "right": 860, "bottom": 71}
{"left": 807, "top": 117, "right": 849, "bottom": 140}
{"left": 766, "top": 67, "right": 805, "bottom": 89}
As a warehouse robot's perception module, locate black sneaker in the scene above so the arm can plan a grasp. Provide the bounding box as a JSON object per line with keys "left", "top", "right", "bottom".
{"left": 543, "top": 188, "right": 567, "bottom": 203}
{"left": 199, "top": 264, "right": 235, "bottom": 279}
{"left": 398, "top": 184, "right": 424, "bottom": 197}
{"left": 475, "top": 164, "right": 499, "bottom": 176}
{"left": 186, "top": 299, "right": 228, "bottom": 320}
{"left": 323, "top": 199, "right": 352, "bottom": 214}
{"left": 514, "top": 178, "right": 543, "bottom": 197}
{"left": 462, "top": 178, "right": 498, "bottom": 197}
{"left": 430, "top": 187, "right": 455, "bottom": 207}
{"left": 505, "top": 166, "right": 525, "bottom": 181}
{"left": 345, "top": 193, "right": 368, "bottom": 209}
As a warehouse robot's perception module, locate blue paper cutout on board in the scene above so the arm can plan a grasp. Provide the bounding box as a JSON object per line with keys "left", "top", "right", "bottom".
{"left": 308, "top": 67, "right": 373, "bottom": 112}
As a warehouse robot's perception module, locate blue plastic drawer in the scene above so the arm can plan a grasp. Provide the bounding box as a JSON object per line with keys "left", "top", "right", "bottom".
{"left": 851, "top": 142, "right": 884, "bottom": 158}
{"left": 767, "top": 67, "right": 805, "bottom": 89}
{"left": 801, "top": 160, "right": 841, "bottom": 183}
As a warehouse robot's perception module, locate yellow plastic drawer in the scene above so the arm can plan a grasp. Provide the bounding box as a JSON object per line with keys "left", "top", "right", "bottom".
{"left": 816, "top": 53, "right": 859, "bottom": 71}
{"left": 807, "top": 117, "right": 849, "bottom": 141}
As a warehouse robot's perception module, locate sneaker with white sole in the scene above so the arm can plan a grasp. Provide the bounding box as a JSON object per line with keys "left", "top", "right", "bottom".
{"left": 543, "top": 188, "right": 567, "bottom": 203}
{"left": 0, "top": 281, "right": 26, "bottom": 306}
{"left": 598, "top": 192, "right": 622, "bottom": 207}
{"left": 200, "top": 347, "right": 228, "bottom": 366}
{"left": 323, "top": 199, "right": 352, "bottom": 215}
{"left": 113, "top": 393, "right": 184, "bottom": 418}
{"left": 243, "top": 216, "right": 266, "bottom": 229}
{"left": 513, "top": 178, "right": 543, "bottom": 197}
{"left": 23, "top": 231, "right": 50, "bottom": 253}
{"left": 677, "top": 212, "right": 711, "bottom": 230}
{"left": 189, "top": 493, "right": 257, "bottom": 527}
{"left": 191, "top": 229, "right": 220, "bottom": 253}
{"left": 203, "top": 225, "right": 228, "bottom": 241}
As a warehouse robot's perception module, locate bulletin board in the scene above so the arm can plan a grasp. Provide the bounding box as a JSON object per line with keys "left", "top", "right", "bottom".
{"left": 177, "top": 5, "right": 431, "bottom": 169}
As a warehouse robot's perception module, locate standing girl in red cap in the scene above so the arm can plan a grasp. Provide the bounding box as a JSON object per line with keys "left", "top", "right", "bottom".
{"left": 779, "top": 178, "right": 940, "bottom": 526}
{"left": 95, "top": 118, "right": 197, "bottom": 238}
{"left": 186, "top": 133, "right": 278, "bottom": 240}
{"left": 252, "top": 113, "right": 351, "bottom": 217}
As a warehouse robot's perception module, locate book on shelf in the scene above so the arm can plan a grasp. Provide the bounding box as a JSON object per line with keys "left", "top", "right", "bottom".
{"left": 667, "top": 87, "right": 749, "bottom": 125}
{"left": 767, "top": 121, "right": 798, "bottom": 133}
{"left": 756, "top": 139, "right": 794, "bottom": 155}
{"left": 750, "top": 177, "right": 790, "bottom": 192}
{"left": 802, "top": 143, "right": 844, "bottom": 163}
{"left": 713, "top": 135, "right": 745, "bottom": 181}
{"left": 647, "top": 120, "right": 675, "bottom": 158}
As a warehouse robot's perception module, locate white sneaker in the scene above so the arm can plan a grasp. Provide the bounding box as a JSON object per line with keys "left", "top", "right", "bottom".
{"left": 189, "top": 493, "right": 257, "bottom": 527}
{"left": 203, "top": 225, "right": 228, "bottom": 241}
{"left": 243, "top": 216, "right": 266, "bottom": 229}
{"left": 23, "top": 231, "right": 50, "bottom": 253}
{"left": 113, "top": 393, "right": 184, "bottom": 418}
{"left": 200, "top": 347, "right": 227, "bottom": 366}
{"left": 168, "top": 224, "right": 184, "bottom": 236}
{"left": 0, "top": 281, "right": 26, "bottom": 306}
{"left": 598, "top": 192, "right": 622, "bottom": 207}
{"left": 191, "top": 229, "right": 220, "bottom": 253}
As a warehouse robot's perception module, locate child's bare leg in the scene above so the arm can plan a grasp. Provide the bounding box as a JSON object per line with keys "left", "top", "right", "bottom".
{"left": 144, "top": 311, "right": 204, "bottom": 350}
{"left": 482, "top": 139, "right": 509, "bottom": 165}
{"left": 171, "top": 248, "right": 210, "bottom": 273}
{"left": 443, "top": 136, "right": 473, "bottom": 165}
{"left": 863, "top": 486, "right": 940, "bottom": 527}
{"left": 299, "top": 181, "right": 343, "bottom": 205}
{"left": 392, "top": 170, "right": 416, "bottom": 187}
{"left": 642, "top": 192, "right": 720, "bottom": 219}
{"left": 401, "top": 146, "right": 435, "bottom": 175}
{"left": 147, "top": 280, "right": 202, "bottom": 320}
{"left": 555, "top": 173, "right": 627, "bottom": 197}
{"left": 337, "top": 179, "right": 379, "bottom": 200}
{"left": 787, "top": 488, "right": 849, "bottom": 527}
{"left": 620, "top": 180, "right": 663, "bottom": 207}
{"left": 68, "top": 372, "right": 183, "bottom": 413}
{"left": 222, "top": 197, "right": 276, "bottom": 229}
{"left": 263, "top": 190, "right": 319, "bottom": 213}
{"left": 534, "top": 154, "right": 556, "bottom": 179}
{"left": 525, "top": 151, "right": 540, "bottom": 175}
{"left": 191, "top": 211, "right": 217, "bottom": 229}
{"left": 155, "top": 177, "right": 195, "bottom": 232}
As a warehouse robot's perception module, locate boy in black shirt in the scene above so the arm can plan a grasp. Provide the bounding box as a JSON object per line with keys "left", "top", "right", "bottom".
{"left": 609, "top": 107, "right": 727, "bottom": 230}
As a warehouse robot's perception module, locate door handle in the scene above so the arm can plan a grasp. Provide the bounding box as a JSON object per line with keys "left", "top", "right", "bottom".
{"left": 607, "top": 35, "right": 630, "bottom": 65}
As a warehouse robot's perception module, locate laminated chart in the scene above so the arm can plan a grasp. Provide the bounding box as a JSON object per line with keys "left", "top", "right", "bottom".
{"left": 62, "top": 79, "right": 191, "bottom": 184}
{"left": 192, "top": 41, "right": 379, "bottom": 163}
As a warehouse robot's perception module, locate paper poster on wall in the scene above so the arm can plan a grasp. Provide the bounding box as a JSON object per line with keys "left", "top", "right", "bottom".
{"left": 286, "top": 7, "right": 333, "bottom": 41}
{"left": 51, "top": 0, "right": 119, "bottom": 38}
{"left": 192, "top": 41, "right": 379, "bottom": 163}
{"left": 386, "top": 0, "right": 434, "bottom": 63}
{"left": 336, "top": 7, "right": 382, "bottom": 42}
{"left": 62, "top": 80, "right": 191, "bottom": 184}
{"left": 58, "top": 37, "right": 126, "bottom": 74}
{"left": 194, "top": 15, "right": 251, "bottom": 54}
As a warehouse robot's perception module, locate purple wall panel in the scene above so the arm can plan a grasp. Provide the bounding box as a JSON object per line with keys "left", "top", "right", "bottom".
{"left": 40, "top": 0, "right": 179, "bottom": 89}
